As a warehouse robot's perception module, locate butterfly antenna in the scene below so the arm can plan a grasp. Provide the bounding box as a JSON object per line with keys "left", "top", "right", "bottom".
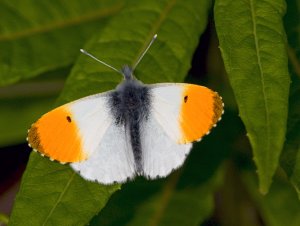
{"left": 132, "top": 34, "right": 157, "bottom": 71}
{"left": 80, "top": 49, "right": 121, "bottom": 74}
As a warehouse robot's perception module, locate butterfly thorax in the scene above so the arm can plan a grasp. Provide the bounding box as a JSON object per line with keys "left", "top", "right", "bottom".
{"left": 113, "top": 75, "right": 149, "bottom": 112}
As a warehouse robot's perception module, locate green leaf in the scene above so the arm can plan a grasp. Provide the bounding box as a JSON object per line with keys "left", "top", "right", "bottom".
{"left": 89, "top": 77, "right": 242, "bottom": 226}
{"left": 0, "top": 95, "right": 55, "bottom": 146}
{"left": 120, "top": 172, "right": 220, "bottom": 226}
{"left": 0, "top": 0, "right": 124, "bottom": 87}
{"left": 92, "top": 167, "right": 219, "bottom": 226}
{"left": 280, "top": 0, "right": 300, "bottom": 198}
{"left": 214, "top": 0, "right": 290, "bottom": 194}
{"left": 243, "top": 171, "right": 300, "bottom": 226}
{"left": 0, "top": 68, "right": 67, "bottom": 147}
{"left": 58, "top": 0, "right": 211, "bottom": 103}
{"left": 90, "top": 111, "right": 241, "bottom": 226}
{"left": 8, "top": 152, "right": 120, "bottom": 226}
{"left": 10, "top": 0, "right": 212, "bottom": 225}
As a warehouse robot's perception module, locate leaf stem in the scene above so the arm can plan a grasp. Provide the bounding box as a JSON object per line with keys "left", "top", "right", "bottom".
{"left": 287, "top": 45, "right": 300, "bottom": 78}
{"left": 148, "top": 171, "right": 181, "bottom": 226}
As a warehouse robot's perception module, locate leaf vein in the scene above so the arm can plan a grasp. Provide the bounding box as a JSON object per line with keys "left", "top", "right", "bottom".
{"left": 0, "top": 3, "right": 123, "bottom": 42}
{"left": 42, "top": 172, "right": 76, "bottom": 226}
{"left": 132, "top": 0, "right": 177, "bottom": 75}
{"left": 250, "top": 0, "right": 271, "bottom": 158}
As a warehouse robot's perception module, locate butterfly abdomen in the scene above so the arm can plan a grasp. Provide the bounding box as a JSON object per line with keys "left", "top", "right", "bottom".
{"left": 108, "top": 79, "right": 151, "bottom": 173}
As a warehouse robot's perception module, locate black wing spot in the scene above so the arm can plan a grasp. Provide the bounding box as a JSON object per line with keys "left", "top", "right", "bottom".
{"left": 66, "top": 116, "right": 72, "bottom": 122}
{"left": 184, "top": 95, "right": 188, "bottom": 103}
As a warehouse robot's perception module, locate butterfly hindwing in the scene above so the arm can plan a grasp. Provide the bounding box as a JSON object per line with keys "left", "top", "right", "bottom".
{"left": 27, "top": 90, "right": 136, "bottom": 184}
{"left": 71, "top": 122, "right": 136, "bottom": 184}
{"left": 141, "top": 115, "right": 192, "bottom": 178}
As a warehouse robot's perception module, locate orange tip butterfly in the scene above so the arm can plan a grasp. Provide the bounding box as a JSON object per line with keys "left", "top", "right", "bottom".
{"left": 27, "top": 34, "right": 224, "bottom": 184}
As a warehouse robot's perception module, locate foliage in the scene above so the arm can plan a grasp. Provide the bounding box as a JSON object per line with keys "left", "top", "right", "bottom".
{"left": 215, "top": 0, "right": 290, "bottom": 194}
{"left": 0, "top": 0, "right": 299, "bottom": 225}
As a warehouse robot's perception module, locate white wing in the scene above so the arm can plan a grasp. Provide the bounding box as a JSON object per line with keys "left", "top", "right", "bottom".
{"left": 28, "top": 92, "right": 113, "bottom": 162}
{"left": 71, "top": 122, "right": 136, "bottom": 184}
{"left": 141, "top": 83, "right": 223, "bottom": 179}
{"left": 141, "top": 115, "right": 192, "bottom": 179}
{"left": 28, "top": 91, "right": 136, "bottom": 184}
{"left": 148, "top": 83, "right": 224, "bottom": 144}
{"left": 141, "top": 84, "right": 192, "bottom": 179}
{"left": 69, "top": 93, "right": 136, "bottom": 184}
{"left": 147, "top": 84, "right": 184, "bottom": 143}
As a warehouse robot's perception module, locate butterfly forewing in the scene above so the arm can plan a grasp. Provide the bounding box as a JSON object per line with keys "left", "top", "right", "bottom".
{"left": 149, "top": 83, "right": 224, "bottom": 144}
{"left": 27, "top": 92, "right": 112, "bottom": 163}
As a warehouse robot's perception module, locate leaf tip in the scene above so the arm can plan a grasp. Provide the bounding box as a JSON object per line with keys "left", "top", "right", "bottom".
{"left": 258, "top": 175, "right": 272, "bottom": 195}
{"left": 259, "top": 186, "right": 268, "bottom": 195}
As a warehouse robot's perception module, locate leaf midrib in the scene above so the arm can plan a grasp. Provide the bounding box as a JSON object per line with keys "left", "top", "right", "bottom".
{"left": 37, "top": 1, "right": 179, "bottom": 224}
{"left": 131, "top": 0, "right": 177, "bottom": 77}
{"left": 0, "top": 3, "right": 123, "bottom": 42}
{"left": 250, "top": 0, "right": 271, "bottom": 161}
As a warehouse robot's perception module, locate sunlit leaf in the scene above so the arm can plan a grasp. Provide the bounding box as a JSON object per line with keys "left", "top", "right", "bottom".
{"left": 9, "top": 0, "right": 213, "bottom": 225}
{"left": 58, "top": 0, "right": 211, "bottom": 103}
{"left": 214, "top": 0, "right": 290, "bottom": 194}
{"left": 90, "top": 111, "right": 242, "bottom": 226}
{"left": 8, "top": 152, "right": 120, "bottom": 226}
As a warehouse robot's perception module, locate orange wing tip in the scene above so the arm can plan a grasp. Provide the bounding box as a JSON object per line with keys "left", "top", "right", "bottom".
{"left": 197, "top": 100, "right": 224, "bottom": 142}
{"left": 27, "top": 107, "right": 88, "bottom": 163}
{"left": 212, "top": 92, "right": 224, "bottom": 124}
{"left": 180, "top": 85, "right": 224, "bottom": 143}
{"left": 27, "top": 128, "right": 64, "bottom": 163}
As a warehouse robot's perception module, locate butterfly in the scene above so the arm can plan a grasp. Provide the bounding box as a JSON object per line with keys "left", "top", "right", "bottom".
{"left": 27, "top": 34, "right": 224, "bottom": 184}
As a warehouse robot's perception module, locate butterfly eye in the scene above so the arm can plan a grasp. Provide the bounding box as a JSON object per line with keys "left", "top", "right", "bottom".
{"left": 184, "top": 96, "right": 188, "bottom": 103}
{"left": 66, "top": 116, "right": 72, "bottom": 123}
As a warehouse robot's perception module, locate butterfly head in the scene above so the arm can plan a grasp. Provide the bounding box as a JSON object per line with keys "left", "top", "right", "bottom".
{"left": 121, "top": 65, "right": 134, "bottom": 80}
